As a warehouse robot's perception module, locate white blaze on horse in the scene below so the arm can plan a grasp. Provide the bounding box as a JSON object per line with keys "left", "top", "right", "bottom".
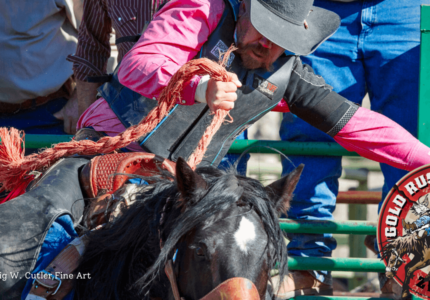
{"left": 0, "top": 155, "right": 303, "bottom": 300}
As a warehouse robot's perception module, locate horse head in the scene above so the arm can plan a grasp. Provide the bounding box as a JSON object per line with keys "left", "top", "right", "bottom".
{"left": 381, "top": 234, "right": 421, "bottom": 280}
{"left": 146, "top": 158, "right": 303, "bottom": 300}
{"left": 384, "top": 246, "right": 404, "bottom": 279}
{"left": 75, "top": 157, "right": 303, "bottom": 300}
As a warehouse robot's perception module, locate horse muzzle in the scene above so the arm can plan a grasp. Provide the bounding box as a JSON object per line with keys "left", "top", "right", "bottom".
{"left": 200, "top": 277, "right": 260, "bottom": 300}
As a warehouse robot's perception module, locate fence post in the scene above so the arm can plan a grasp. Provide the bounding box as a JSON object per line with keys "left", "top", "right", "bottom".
{"left": 418, "top": 5, "right": 430, "bottom": 145}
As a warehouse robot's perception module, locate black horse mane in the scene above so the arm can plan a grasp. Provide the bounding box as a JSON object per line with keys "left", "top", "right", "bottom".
{"left": 74, "top": 166, "right": 288, "bottom": 300}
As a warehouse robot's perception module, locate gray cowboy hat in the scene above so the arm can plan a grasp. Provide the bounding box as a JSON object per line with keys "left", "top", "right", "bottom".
{"left": 250, "top": 0, "right": 341, "bottom": 56}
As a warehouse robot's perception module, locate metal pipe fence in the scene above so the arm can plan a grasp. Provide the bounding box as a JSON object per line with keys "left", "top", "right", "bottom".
{"left": 280, "top": 219, "right": 376, "bottom": 235}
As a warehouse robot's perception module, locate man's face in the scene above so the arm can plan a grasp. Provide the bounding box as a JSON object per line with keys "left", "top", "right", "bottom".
{"left": 235, "top": 1, "right": 285, "bottom": 71}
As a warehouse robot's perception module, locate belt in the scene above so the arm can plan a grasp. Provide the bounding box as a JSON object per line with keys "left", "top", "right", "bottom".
{"left": 0, "top": 77, "right": 75, "bottom": 115}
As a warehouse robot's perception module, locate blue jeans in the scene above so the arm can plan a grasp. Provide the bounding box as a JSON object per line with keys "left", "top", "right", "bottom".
{"left": 281, "top": 0, "right": 428, "bottom": 285}
{"left": 21, "top": 215, "right": 77, "bottom": 300}
{"left": 0, "top": 97, "right": 67, "bottom": 135}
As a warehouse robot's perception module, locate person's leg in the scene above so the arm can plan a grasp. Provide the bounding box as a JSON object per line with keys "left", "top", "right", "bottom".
{"left": 361, "top": 0, "right": 430, "bottom": 291}
{"left": 0, "top": 97, "right": 67, "bottom": 134}
{"left": 363, "top": 0, "right": 427, "bottom": 202}
{"left": 279, "top": 0, "right": 366, "bottom": 288}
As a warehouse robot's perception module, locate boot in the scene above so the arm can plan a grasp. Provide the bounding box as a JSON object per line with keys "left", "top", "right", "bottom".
{"left": 270, "top": 270, "right": 333, "bottom": 299}
{"left": 379, "top": 273, "right": 402, "bottom": 300}
{"left": 365, "top": 239, "right": 401, "bottom": 299}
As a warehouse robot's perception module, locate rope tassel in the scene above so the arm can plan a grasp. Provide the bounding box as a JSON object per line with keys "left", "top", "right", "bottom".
{"left": 0, "top": 46, "right": 237, "bottom": 192}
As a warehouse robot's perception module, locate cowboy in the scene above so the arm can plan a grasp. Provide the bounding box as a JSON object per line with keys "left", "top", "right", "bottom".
{"left": 69, "top": 0, "right": 249, "bottom": 173}
{"left": 403, "top": 194, "right": 430, "bottom": 239}
{"left": 76, "top": 0, "right": 430, "bottom": 297}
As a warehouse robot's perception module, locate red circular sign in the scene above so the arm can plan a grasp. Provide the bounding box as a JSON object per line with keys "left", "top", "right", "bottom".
{"left": 378, "top": 165, "right": 430, "bottom": 299}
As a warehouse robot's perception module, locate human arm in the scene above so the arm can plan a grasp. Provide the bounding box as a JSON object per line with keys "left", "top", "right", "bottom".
{"left": 66, "top": 0, "right": 112, "bottom": 82}
{"left": 279, "top": 57, "right": 430, "bottom": 170}
{"left": 118, "top": 0, "right": 225, "bottom": 102}
{"left": 76, "top": 79, "right": 101, "bottom": 116}
{"left": 334, "top": 108, "right": 430, "bottom": 171}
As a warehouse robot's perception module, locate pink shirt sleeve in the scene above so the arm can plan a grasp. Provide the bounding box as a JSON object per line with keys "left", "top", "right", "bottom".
{"left": 334, "top": 107, "right": 430, "bottom": 171}
{"left": 118, "top": 0, "right": 224, "bottom": 104}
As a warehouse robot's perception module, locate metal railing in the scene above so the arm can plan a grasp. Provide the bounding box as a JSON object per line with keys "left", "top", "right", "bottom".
{"left": 7, "top": 5, "right": 430, "bottom": 299}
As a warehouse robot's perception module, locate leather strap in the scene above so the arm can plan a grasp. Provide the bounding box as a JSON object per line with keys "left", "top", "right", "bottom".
{"left": 164, "top": 260, "right": 184, "bottom": 300}
{"left": 0, "top": 77, "right": 75, "bottom": 114}
{"left": 115, "top": 35, "right": 141, "bottom": 44}
{"left": 86, "top": 74, "right": 113, "bottom": 83}
{"left": 25, "top": 236, "right": 88, "bottom": 300}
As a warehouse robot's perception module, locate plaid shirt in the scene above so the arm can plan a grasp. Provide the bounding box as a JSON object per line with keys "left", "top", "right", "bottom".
{"left": 68, "top": 0, "right": 166, "bottom": 81}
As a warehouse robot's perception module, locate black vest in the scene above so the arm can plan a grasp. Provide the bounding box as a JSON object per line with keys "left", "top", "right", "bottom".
{"left": 0, "top": 158, "right": 88, "bottom": 300}
{"left": 99, "top": 0, "right": 295, "bottom": 167}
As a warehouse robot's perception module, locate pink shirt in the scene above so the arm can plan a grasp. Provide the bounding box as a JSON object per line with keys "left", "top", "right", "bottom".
{"left": 78, "top": 0, "right": 430, "bottom": 170}
{"left": 117, "top": 0, "right": 291, "bottom": 110}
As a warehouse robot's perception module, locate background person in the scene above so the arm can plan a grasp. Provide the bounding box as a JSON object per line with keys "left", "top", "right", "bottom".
{"left": 280, "top": 0, "right": 430, "bottom": 296}
{"left": 0, "top": 0, "right": 83, "bottom": 135}
{"left": 67, "top": 0, "right": 167, "bottom": 119}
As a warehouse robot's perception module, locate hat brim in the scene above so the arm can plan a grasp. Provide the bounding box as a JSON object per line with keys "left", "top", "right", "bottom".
{"left": 250, "top": 0, "right": 340, "bottom": 56}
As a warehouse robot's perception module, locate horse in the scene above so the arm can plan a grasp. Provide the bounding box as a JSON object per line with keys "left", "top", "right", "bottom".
{"left": 72, "top": 157, "right": 303, "bottom": 300}
{"left": 382, "top": 231, "right": 430, "bottom": 298}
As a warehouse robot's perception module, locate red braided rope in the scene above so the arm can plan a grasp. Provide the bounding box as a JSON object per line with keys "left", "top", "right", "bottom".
{"left": 0, "top": 49, "right": 236, "bottom": 192}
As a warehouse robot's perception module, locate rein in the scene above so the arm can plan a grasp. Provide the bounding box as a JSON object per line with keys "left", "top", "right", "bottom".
{"left": 165, "top": 259, "right": 184, "bottom": 300}
{"left": 157, "top": 198, "right": 251, "bottom": 300}
{"left": 158, "top": 196, "right": 184, "bottom": 300}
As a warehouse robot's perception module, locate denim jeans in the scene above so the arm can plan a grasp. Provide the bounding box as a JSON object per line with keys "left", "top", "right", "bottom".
{"left": 0, "top": 97, "right": 67, "bottom": 134}
{"left": 280, "top": 0, "right": 429, "bottom": 285}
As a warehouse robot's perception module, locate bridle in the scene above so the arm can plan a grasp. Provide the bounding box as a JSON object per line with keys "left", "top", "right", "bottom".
{"left": 158, "top": 196, "right": 185, "bottom": 300}
{"left": 158, "top": 199, "right": 260, "bottom": 300}
{"left": 165, "top": 258, "right": 184, "bottom": 300}
{"left": 385, "top": 248, "right": 405, "bottom": 272}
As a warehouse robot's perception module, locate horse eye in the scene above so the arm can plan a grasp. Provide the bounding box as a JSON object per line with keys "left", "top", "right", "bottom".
{"left": 195, "top": 247, "right": 205, "bottom": 257}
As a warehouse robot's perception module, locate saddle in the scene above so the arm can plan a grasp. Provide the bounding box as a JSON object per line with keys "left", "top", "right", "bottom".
{"left": 19, "top": 152, "right": 176, "bottom": 300}
{"left": 0, "top": 158, "right": 88, "bottom": 300}
{"left": 80, "top": 152, "right": 176, "bottom": 229}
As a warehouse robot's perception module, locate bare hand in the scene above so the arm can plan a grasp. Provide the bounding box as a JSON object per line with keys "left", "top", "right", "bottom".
{"left": 206, "top": 71, "right": 242, "bottom": 112}
{"left": 53, "top": 89, "right": 79, "bottom": 134}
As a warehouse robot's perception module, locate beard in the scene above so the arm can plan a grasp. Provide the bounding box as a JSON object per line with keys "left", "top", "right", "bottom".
{"left": 236, "top": 43, "right": 274, "bottom": 71}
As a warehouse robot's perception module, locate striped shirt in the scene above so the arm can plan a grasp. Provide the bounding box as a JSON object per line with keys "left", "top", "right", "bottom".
{"left": 68, "top": 0, "right": 166, "bottom": 81}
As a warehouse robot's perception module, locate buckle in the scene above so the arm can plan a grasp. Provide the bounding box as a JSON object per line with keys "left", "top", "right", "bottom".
{"left": 32, "top": 270, "right": 62, "bottom": 295}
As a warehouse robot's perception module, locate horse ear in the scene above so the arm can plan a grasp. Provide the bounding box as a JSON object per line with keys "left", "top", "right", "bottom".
{"left": 175, "top": 157, "right": 208, "bottom": 205}
{"left": 265, "top": 164, "right": 304, "bottom": 214}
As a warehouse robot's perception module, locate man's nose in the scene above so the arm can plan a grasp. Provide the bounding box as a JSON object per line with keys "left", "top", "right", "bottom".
{"left": 259, "top": 37, "right": 272, "bottom": 49}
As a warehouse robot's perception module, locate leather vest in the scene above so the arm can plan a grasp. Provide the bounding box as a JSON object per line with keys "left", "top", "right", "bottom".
{"left": 99, "top": 0, "right": 295, "bottom": 167}
{"left": 0, "top": 158, "right": 88, "bottom": 300}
